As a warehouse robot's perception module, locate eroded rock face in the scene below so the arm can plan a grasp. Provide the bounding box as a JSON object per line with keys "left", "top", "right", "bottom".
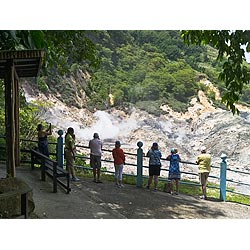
{"left": 0, "top": 177, "right": 35, "bottom": 218}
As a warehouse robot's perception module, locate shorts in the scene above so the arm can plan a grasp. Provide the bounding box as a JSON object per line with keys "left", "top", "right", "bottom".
{"left": 90, "top": 154, "right": 102, "bottom": 169}
{"left": 65, "top": 149, "right": 74, "bottom": 169}
{"left": 199, "top": 172, "right": 209, "bottom": 186}
{"left": 148, "top": 164, "right": 161, "bottom": 176}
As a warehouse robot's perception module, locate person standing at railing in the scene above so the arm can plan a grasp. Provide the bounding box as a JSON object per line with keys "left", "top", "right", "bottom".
{"left": 196, "top": 146, "right": 211, "bottom": 200}
{"left": 112, "top": 140, "right": 126, "bottom": 188}
{"left": 146, "top": 142, "right": 162, "bottom": 191}
{"left": 37, "top": 123, "right": 52, "bottom": 157}
{"left": 65, "top": 127, "right": 80, "bottom": 182}
{"left": 89, "top": 132, "right": 103, "bottom": 183}
{"left": 166, "top": 148, "right": 181, "bottom": 195}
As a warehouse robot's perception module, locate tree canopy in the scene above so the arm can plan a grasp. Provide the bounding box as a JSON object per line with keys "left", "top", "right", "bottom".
{"left": 0, "top": 30, "right": 100, "bottom": 73}
{"left": 182, "top": 30, "right": 250, "bottom": 114}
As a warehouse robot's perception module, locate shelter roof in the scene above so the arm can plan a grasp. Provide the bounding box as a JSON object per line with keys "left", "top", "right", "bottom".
{"left": 0, "top": 50, "right": 44, "bottom": 78}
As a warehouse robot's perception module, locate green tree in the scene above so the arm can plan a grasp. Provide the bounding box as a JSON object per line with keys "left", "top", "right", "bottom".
{"left": 182, "top": 30, "right": 250, "bottom": 114}
{"left": 0, "top": 30, "right": 100, "bottom": 74}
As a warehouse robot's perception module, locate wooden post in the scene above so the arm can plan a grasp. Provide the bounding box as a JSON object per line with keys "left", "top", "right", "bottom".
{"left": 136, "top": 141, "right": 143, "bottom": 188}
{"left": 14, "top": 72, "right": 20, "bottom": 167}
{"left": 53, "top": 162, "right": 57, "bottom": 193}
{"left": 4, "top": 59, "right": 16, "bottom": 177}
{"left": 220, "top": 153, "right": 227, "bottom": 201}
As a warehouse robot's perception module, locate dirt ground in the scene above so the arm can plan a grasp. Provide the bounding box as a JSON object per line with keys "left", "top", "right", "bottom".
{"left": 1, "top": 164, "right": 250, "bottom": 219}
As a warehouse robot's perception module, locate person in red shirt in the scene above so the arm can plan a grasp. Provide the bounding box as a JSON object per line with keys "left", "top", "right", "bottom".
{"left": 112, "top": 141, "right": 126, "bottom": 188}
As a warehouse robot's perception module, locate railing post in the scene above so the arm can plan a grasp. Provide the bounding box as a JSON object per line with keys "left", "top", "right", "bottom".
{"left": 136, "top": 141, "right": 143, "bottom": 188}
{"left": 220, "top": 153, "right": 227, "bottom": 201}
{"left": 57, "top": 130, "right": 64, "bottom": 169}
{"left": 53, "top": 162, "right": 57, "bottom": 193}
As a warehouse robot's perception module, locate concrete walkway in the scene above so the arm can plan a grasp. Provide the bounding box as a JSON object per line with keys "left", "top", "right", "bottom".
{"left": 1, "top": 164, "right": 249, "bottom": 219}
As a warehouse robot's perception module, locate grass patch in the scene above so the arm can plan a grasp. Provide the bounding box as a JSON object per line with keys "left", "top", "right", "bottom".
{"left": 75, "top": 166, "right": 250, "bottom": 205}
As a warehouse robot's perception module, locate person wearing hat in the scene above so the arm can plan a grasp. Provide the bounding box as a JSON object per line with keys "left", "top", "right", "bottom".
{"left": 166, "top": 148, "right": 181, "bottom": 195}
{"left": 112, "top": 140, "right": 126, "bottom": 188}
{"left": 196, "top": 146, "right": 212, "bottom": 199}
{"left": 89, "top": 132, "right": 103, "bottom": 183}
{"left": 146, "top": 142, "right": 162, "bottom": 191}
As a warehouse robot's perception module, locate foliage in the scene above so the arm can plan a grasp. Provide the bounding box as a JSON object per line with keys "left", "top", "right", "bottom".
{"left": 0, "top": 30, "right": 100, "bottom": 74}
{"left": 86, "top": 31, "right": 212, "bottom": 112}
{"left": 182, "top": 30, "right": 250, "bottom": 114}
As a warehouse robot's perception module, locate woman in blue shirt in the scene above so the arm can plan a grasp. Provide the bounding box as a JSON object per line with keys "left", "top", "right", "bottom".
{"left": 167, "top": 148, "right": 181, "bottom": 195}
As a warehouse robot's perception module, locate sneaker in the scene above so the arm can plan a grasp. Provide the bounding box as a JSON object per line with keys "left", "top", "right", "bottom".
{"left": 146, "top": 185, "right": 150, "bottom": 190}
{"left": 120, "top": 184, "right": 125, "bottom": 188}
{"left": 96, "top": 180, "right": 103, "bottom": 183}
{"left": 72, "top": 177, "right": 80, "bottom": 182}
{"left": 199, "top": 195, "right": 207, "bottom": 200}
{"left": 174, "top": 192, "right": 179, "bottom": 195}
{"left": 170, "top": 191, "right": 173, "bottom": 195}
{"left": 154, "top": 188, "right": 158, "bottom": 192}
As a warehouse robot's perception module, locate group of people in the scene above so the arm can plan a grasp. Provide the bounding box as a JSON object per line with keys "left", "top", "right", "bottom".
{"left": 37, "top": 124, "right": 126, "bottom": 187}
{"left": 145, "top": 142, "right": 212, "bottom": 199}
{"left": 37, "top": 124, "right": 212, "bottom": 199}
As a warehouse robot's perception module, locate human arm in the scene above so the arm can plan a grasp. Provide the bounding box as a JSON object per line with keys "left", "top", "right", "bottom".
{"left": 46, "top": 123, "right": 52, "bottom": 134}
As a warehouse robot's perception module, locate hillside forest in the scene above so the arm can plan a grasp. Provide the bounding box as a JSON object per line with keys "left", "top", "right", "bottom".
{"left": 1, "top": 30, "right": 250, "bottom": 140}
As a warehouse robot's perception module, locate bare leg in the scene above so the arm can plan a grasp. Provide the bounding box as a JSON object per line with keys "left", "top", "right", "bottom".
{"left": 147, "top": 176, "right": 153, "bottom": 188}
{"left": 170, "top": 179, "right": 174, "bottom": 193}
{"left": 97, "top": 168, "right": 101, "bottom": 181}
{"left": 93, "top": 168, "right": 97, "bottom": 181}
{"left": 176, "top": 179, "right": 179, "bottom": 193}
{"left": 153, "top": 176, "right": 158, "bottom": 189}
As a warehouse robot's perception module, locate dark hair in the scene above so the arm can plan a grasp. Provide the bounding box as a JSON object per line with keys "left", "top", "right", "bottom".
{"left": 93, "top": 133, "right": 99, "bottom": 139}
{"left": 37, "top": 124, "right": 43, "bottom": 131}
{"left": 115, "top": 141, "right": 121, "bottom": 147}
{"left": 67, "top": 127, "right": 74, "bottom": 134}
{"left": 152, "top": 142, "right": 158, "bottom": 150}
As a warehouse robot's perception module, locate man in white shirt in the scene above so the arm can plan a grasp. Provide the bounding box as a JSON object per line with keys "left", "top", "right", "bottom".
{"left": 89, "top": 133, "right": 103, "bottom": 183}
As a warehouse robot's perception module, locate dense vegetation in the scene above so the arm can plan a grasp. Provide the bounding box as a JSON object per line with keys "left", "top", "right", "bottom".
{"left": 85, "top": 30, "right": 225, "bottom": 113}
{"left": 1, "top": 30, "right": 250, "bottom": 139}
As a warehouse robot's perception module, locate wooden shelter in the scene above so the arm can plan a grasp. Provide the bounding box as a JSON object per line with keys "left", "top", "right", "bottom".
{"left": 0, "top": 50, "right": 44, "bottom": 177}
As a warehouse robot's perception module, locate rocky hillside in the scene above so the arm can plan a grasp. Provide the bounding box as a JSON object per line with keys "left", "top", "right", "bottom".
{"left": 22, "top": 79, "right": 250, "bottom": 194}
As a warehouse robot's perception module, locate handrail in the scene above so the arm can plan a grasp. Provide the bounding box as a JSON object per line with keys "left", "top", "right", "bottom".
{"left": 0, "top": 135, "right": 250, "bottom": 199}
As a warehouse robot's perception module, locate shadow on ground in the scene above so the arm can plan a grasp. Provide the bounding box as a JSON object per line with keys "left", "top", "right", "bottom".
{"left": 1, "top": 164, "right": 249, "bottom": 219}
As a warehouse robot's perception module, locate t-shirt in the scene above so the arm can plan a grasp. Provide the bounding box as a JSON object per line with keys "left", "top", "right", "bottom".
{"left": 89, "top": 138, "right": 102, "bottom": 156}
{"left": 146, "top": 149, "right": 162, "bottom": 166}
{"left": 197, "top": 153, "right": 211, "bottom": 173}
{"left": 65, "top": 134, "right": 75, "bottom": 151}
{"left": 112, "top": 147, "right": 125, "bottom": 165}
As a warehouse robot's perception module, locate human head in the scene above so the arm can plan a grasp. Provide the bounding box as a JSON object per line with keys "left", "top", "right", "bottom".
{"left": 93, "top": 132, "right": 99, "bottom": 139}
{"left": 170, "top": 148, "right": 175, "bottom": 154}
{"left": 115, "top": 140, "right": 121, "bottom": 148}
{"left": 67, "top": 127, "right": 74, "bottom": 135}
{"left": 152, "top": 142, "right": 158, "bottom": 150}
{"left": 37, "top": 124, "right": 43, "bottom": 131}
{"left": 201, "top": 146, "right": 206, "bottom": 153}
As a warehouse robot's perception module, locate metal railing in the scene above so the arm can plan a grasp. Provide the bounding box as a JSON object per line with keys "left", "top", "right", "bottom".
{"left": 0, "top": 135, "right": 249, "bottom": 201}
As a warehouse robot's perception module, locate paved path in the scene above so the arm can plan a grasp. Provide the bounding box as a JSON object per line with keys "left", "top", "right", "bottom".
{"left": 1, "top": 164, "right": 249, "bottom": 219}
